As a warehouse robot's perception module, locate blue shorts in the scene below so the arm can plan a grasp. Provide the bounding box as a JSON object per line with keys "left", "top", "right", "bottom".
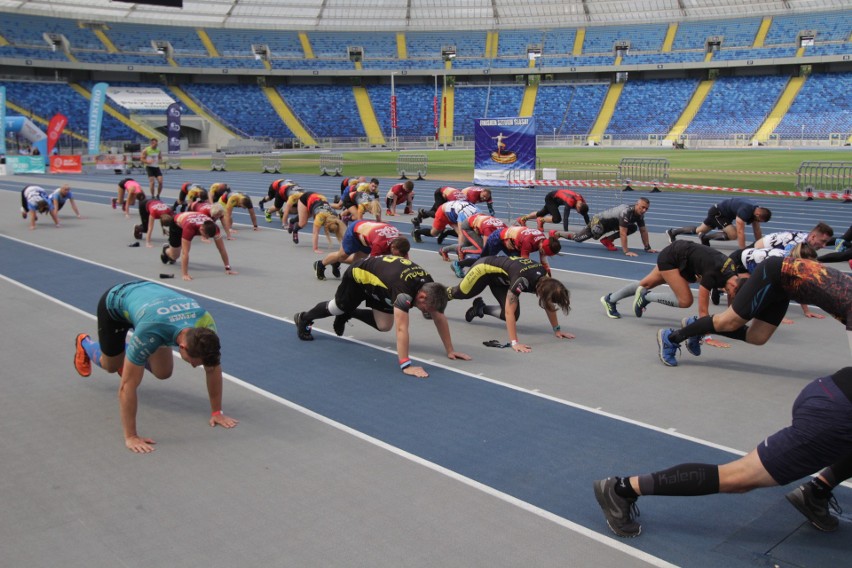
{"left": 757, "top": 376, "right": 852, "bottom": 485}
{"left": 342, "top": 221, "right": 369, "bottom": 256}
{"left": 482, "top": 231, "right": 507, "bottom": 257}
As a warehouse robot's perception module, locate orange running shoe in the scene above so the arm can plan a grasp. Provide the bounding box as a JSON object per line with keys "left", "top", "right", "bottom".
{"left": 74, "top": 333, "right": 92, "bottom": 377}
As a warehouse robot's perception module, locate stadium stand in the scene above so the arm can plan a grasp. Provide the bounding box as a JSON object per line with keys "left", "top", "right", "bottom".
{"left": 775, "top": 72, "right": 852, "bottom": 139}
{"left": 607, "top": 78, "right": 698, "bottom": 140}
{"left": 685, "top": 75, "right": 790, "bottom": 138}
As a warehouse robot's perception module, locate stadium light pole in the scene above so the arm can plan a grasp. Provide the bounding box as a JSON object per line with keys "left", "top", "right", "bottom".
{"left": 390, "top": 71, "right": 399, "bottom": 152}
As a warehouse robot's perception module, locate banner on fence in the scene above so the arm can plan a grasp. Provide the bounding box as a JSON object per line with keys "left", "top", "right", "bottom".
{"left": 49, "top": 154, "right": 82, "bottom": 174}
{"left": 473, "top": 116, "right": 536, "bottom": 186}
{"left": 7, "top": 155, "right": 46, "bottom": 174}
{"left": 95, "top": 154, "right": 126, "bottom": 170}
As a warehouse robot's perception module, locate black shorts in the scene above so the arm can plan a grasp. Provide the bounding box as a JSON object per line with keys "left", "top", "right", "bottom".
{"left": 656, "top": 240, "right": 691, "bottom": 273}
{"left": 729, "top": 256, "right": 789, "bottom": 326}
{"left": 334, "top": 270, "right": 392, "bottom": 314}
{"left": 757, "top": 376, "right": 852, "bottom": 485}
{"left": 146, "top": 166, "right": 162, "bottom": 178}
{"left": 168, "top": 222, "right": 183, "bottom": 248}
{"left": 96, "top": 290, "right": 132, "bottom": 357}
{"left": 702, "top": 205, "right": 729, "bottom": 230}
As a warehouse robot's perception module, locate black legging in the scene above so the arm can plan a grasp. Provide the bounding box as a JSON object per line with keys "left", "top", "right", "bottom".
{"left": 820, "top": 224, "right": 852, "bottom": 263}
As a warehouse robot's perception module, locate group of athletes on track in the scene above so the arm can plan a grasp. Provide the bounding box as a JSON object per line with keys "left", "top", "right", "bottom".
{"left": 22, "top": 170, "right": 851, "bottom": 541}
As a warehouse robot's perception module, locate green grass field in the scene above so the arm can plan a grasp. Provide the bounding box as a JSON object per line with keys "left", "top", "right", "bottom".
{"left": 178, "top": 147, "right": 852, "bottom": 193}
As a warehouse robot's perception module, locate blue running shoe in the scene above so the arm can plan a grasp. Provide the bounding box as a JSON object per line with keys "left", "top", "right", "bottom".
{"left": 633, "top": 286, "right": 649, "bottom": 318}
{"left": 681, "top": 316, "right": 701, "bottom": 356}
{"left": 600, "top": 294, "right": 621, "bottom": 319}
{"left": 657, "top": 328, "right": 680, "bottom": 367}
{"left": 451, "top": 260, "right": 465, "bottom": 278}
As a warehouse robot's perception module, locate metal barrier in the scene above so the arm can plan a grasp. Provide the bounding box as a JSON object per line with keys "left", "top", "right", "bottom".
{"left": 166, "top": 156, "right": 182, "bottom": 170}
{"left": 618, "top": 157, "right": 668, "bottom": 191}
{"left": 397, "top": 154, "right": 427, "bottom": 180}
{"left": 319, "top": 153, "right": 343, "bottom": 176}
{"left": 796, "top": 161, "right": 852, "bottom": 195}
{"left": 211, "top": 151, "right": 227, "bottom": 172}
{"left": 261, "top": 154, "right": 281, "bottom": 174}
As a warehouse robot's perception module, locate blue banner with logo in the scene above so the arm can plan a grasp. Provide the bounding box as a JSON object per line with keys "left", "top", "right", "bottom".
{"left": 166, "top": 102, "right": 181, "bottom": 155}
{"left": 87, "top": 82, "right": 109, "bottom": 154}
{"left": 0, "top": 86, "right": 6, "bottom": 155}
{"left": 473, "top": 116, "right": 536, "bottom": 186}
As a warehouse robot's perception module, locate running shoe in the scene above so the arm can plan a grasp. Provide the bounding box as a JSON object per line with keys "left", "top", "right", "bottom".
{"left": 451, "top": 260, "right": 465, "bottom": 279}
{"left": 411, "top": 227, "right": 422, "bottom": 243}
{"left": 536, "top": 217, "right": 545, "bottom": 232}
{"left": 331, "top": 263, "right": 341, "bottom": 278}
{"left": 835, "top": 239, "right": 849, "bottom": 253}
{"left": 133, "top": 224, "right": 144, "bottom": 240}
{"left": 294, "top": 312, "right": 313, "bottom": 341}
{"left": 600, "top": 236, "right": 617, "bottom": 251}
{"left": 600, "top": 294, "right": 621, "bottom": 319}
{"left": 465, "top": 297, "right": 486, "bottom": 323}
{"left": 593, "top": 478, "right": 641, "bottom": 538}
{"left": 292, "top": 230, "right": 299, "bottom": 244}
{"left": 436, "top": 231, "right": 448, "bottom": 245}
{"left": 665, "top": 229, "right": 675, "bottom": 243}
{"left": 681, "top": 316, "right": 701, "bottom": 356}
{"left": 515, "top": 215, "right": 528, "bottom": 227}
{"left": 111, "top": 197, "right": 117, "bottom": 209}
{"left": 74, "top": 333, "right": 92, "bottom": 377}
{"left": 160, "top": 243, "right": 174, "bottom": 265}
{"left": 21, "top": 208, "right": 27, "bottom": 219}
{"left": 786, "top": 483, "right": 841, "bottom": 532}
{"left": 264, "top": 209, "right": 272, "bottom": 223}
{"left": 403, "top": 206, "right": 412, "bottom": 215}
{"left": 332, "top": 313, "right": 352, "bottom": 337}
{"left": 438, "top": 248, "right": 450, "bottom": 262}
{"left": 699, "top": 234, "right": 711, "bottom": 247}
{"left": 633, "top": 286, "right": 649, "bottom": 318}
{"left": 386, "top": 209, "right": 392, "bottom": 216}
{"left": 313, "top": 260, "right": 326, "bottom": 281}
{"left": 657, "top": 328, "right": 680, "bottom": 367}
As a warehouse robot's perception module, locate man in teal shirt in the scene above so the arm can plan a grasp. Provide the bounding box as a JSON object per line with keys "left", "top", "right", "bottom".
{"left": 74, "top": 281, "right": 238, "bottom": 453}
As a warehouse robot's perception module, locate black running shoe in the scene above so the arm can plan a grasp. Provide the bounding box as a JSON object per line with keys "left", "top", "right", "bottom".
{"left": 292, "top": 230, "right": 299, "bottom": 244}
{"left": 313, "top": 260, "right": 326, "bottom": 281}
{"left": 294, "top": 312, "right": 313, "bottom": 341}
{"left": 331, "top": 263, "right": 341, "bottom": 278}
{"left": 786, "top": 483, "right": 841, "bottom": 532}
{"left": 160, "top": 243, "right": 175, "bottom": 265}
{"left": 133, "top": 224, "right": 144, "bottom": 240}
{"left": 465, "top": 297, "right": 486, "bottom": 323}
{"left": 332, "top": 313, "right": 351, "bottom": 336}
{"left": 593, "top": 478, "right": 641, "bottom": 538}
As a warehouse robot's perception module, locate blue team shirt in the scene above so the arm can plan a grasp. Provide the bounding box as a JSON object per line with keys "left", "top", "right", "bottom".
{"left": 106, "top": 281, "right": 217, "bottom": 366}
{"left": 716, "top": 198, "right": 758, "bottom": 224}
{"left": 49, "top": 187, "right": 72, "bottom": 206}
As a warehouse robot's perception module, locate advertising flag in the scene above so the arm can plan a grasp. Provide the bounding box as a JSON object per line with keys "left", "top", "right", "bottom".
{"left": 0, "top": 86, "right": 6, "bottom": 155}
{"left": 46, "top": 113, "right": 67, "bottom": 155}
{"left": 87, "top": 82, "right": 109, "bottom": 154}
{"left": 473, "top": 116, "right": 536, "bottom": 186}
{"left": 166, "top": 102, "right": 181, "bottom": 155}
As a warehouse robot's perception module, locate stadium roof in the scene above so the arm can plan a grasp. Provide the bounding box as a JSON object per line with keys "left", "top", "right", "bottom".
{"left": 0, "top": 0, "right": 848, "bottom": 31}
